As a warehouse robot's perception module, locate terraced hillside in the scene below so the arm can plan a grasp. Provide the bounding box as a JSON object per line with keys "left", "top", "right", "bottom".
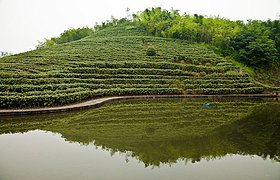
{"left": 0, "top": 25, "right": 264, "bottom": 108}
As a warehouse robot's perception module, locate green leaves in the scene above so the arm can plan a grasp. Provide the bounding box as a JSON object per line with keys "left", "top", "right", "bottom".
{"left": 231, "top": 21, "right": 278, "bottom": 68}
{"left": 0, "top": 88, "right": 182, "bottom": 108}
{"left": 37, "top": 27, "right": 94, "bottom": 48}
{"left": 134, "top": 8, "right": 280, "bottom": 68}
{"left": 146, "top": 46, "right": 157, "bottom": 56}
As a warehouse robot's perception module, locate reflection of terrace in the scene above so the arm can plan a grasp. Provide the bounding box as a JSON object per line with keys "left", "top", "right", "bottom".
{"left": 93, "top": 103, "right": 280, "bottom": 167}
{"left": 1, "top": 100, "right": 279, "bottom": 167}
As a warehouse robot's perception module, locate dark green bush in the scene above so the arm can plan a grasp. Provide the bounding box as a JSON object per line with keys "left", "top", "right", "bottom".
{"left": 146, "top": 47, "right": 157, "bottom": 56}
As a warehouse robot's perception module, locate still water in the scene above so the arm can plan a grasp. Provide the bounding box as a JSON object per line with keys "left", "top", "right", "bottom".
{"left": 0, "top": 98, "right": 279, "bottom": 180}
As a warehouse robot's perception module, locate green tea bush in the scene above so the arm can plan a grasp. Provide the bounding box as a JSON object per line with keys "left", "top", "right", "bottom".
{"left": 146, "top": 47, "right": 157, "bottom": 56}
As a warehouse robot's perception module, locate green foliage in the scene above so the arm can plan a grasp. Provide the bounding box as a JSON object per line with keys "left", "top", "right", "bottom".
{"left": 137, "top": 7, "right": 179, "bottom": 36}
{"left": 38, "top": 17, "right": 133, "bottom": 48}
{"left": 264, "top": 20, "right": 280, "bottom": 53}
{"left": 133, "top": 8, "right": 280, "bottom": 68}
{"left": 36, "top": 8, "right": 280, "bottom": 69}
{"left": 35, "top": 8, "right": 280, "bottom": 69}
{"left": 253, "top": 65, "right": 280, "bottom": 87}
{"left": 94, "top": 17, "right": 130, "bottom": 32}
{"left": 135, "top": 7, "right": 241, "bottom": 46}
{"left": 240, "top": 37, "right": 277, "bottom": 67}
{"left": 125, "top": 25, "right": 136, "bottom": 30}
{"left": 38, "top": 27, "right": 94, "bottom": 47}
{"left": 56, "top": 27, "right": 93, "bottom": 43}
{"left": 231, "top": 21, "right": 278, "bottom": 67}
{"left": 146, "top": 46, "right": 157, "bottom": 56}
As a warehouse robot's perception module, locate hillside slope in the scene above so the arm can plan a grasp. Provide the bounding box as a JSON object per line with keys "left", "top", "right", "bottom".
{"left": 0, "top": 25, "right": 263, "bottom": 108}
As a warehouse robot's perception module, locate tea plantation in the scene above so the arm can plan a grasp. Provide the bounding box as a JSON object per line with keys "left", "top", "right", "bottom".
{"left": 0, "top": 25, "right": 264, "bottom": 108}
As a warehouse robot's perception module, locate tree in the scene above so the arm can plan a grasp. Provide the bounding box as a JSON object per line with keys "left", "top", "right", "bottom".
{"left": 264, "top": 20, "right": 280, "bottom": 56}
{"left": 38, "top": 27, "right": 94, "bottom": 48}
{"left": 239, "top": 37, "right": 277, "bottom": 67}
{"left": 231, "top": 21, "right": 278, "bottom": 67}
{"left": 55, "top": 27, "right": 93, "bottom": 44}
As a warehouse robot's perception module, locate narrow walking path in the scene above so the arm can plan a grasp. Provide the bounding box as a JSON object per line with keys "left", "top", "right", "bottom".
{"left": 0, "top": 94, "right": 278, "bottom": 116}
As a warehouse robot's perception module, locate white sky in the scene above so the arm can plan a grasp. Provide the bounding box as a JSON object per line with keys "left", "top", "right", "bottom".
{"left": 1, "top": 0, "right": 280, "bottom": 54}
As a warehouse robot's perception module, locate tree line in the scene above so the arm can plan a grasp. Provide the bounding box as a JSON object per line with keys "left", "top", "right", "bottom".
{"left": 37, "top": 27, "right": 94, "bottom": 47}
{"left": 134, "top": 7, "right": 280, "bottom": 68}
{"left": 38, "top": 7, "right": 280, "bottom": 68}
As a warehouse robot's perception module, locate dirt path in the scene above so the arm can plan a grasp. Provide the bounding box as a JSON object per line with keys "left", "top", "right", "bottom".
{"left": 0, "top": 94, "right": 278, "bottom": 116}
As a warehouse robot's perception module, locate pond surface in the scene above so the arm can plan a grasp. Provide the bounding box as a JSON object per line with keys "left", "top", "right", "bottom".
{"left": 0, "top": 98, "right": 279, "bottom": 180}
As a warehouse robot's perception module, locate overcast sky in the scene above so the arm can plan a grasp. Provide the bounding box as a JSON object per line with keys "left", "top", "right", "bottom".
{"left": 1, "top": 0, "right": 280, "bottom": 54}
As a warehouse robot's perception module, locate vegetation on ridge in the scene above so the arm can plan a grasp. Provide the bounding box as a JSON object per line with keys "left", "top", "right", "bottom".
{"left": 134, "top": 8, "right": 280, "bottom": 68}
{"left": 41, "top": 7, "right": 280, "bottom": 69}
{"left": 37, "top": 27, "right": 94, "bottom": 47}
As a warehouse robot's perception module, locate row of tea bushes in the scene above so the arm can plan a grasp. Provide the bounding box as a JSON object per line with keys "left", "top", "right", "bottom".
{"left": 0, "top": 88, "right": 182, "bottom": 108}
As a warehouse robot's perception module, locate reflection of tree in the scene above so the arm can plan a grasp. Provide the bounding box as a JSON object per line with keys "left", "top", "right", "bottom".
{"left": 216, "top": 103, "right": 280, "bottom": 162}
{"left": 135, "top": 103, "right": 280, "bottom": 166}
{"left": 0, "top": 99, "right": 279, "bottom": 167}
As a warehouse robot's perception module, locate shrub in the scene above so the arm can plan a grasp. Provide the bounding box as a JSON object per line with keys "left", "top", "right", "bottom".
{"left": 146, "top": 47, "right": 157, "bottom": 56}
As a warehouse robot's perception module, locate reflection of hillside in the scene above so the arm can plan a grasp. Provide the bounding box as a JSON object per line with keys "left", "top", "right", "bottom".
{"left": 0, "top": 98, "right": 279, "bottom": 167}
{"left": 137, "top": 103, "right": 279, "bottom": 167}
{"left": 214, "top": 103, "right": 280, "bottom": 162}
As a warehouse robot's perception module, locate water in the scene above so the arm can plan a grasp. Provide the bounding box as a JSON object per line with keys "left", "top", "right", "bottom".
{"left": 0, "top": 98, "right": 279, "bottom": 180}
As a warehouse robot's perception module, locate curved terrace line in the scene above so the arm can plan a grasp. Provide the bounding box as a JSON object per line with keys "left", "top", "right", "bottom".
{"left": 0, "top": 94, "right": 278, "bottom": 116}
